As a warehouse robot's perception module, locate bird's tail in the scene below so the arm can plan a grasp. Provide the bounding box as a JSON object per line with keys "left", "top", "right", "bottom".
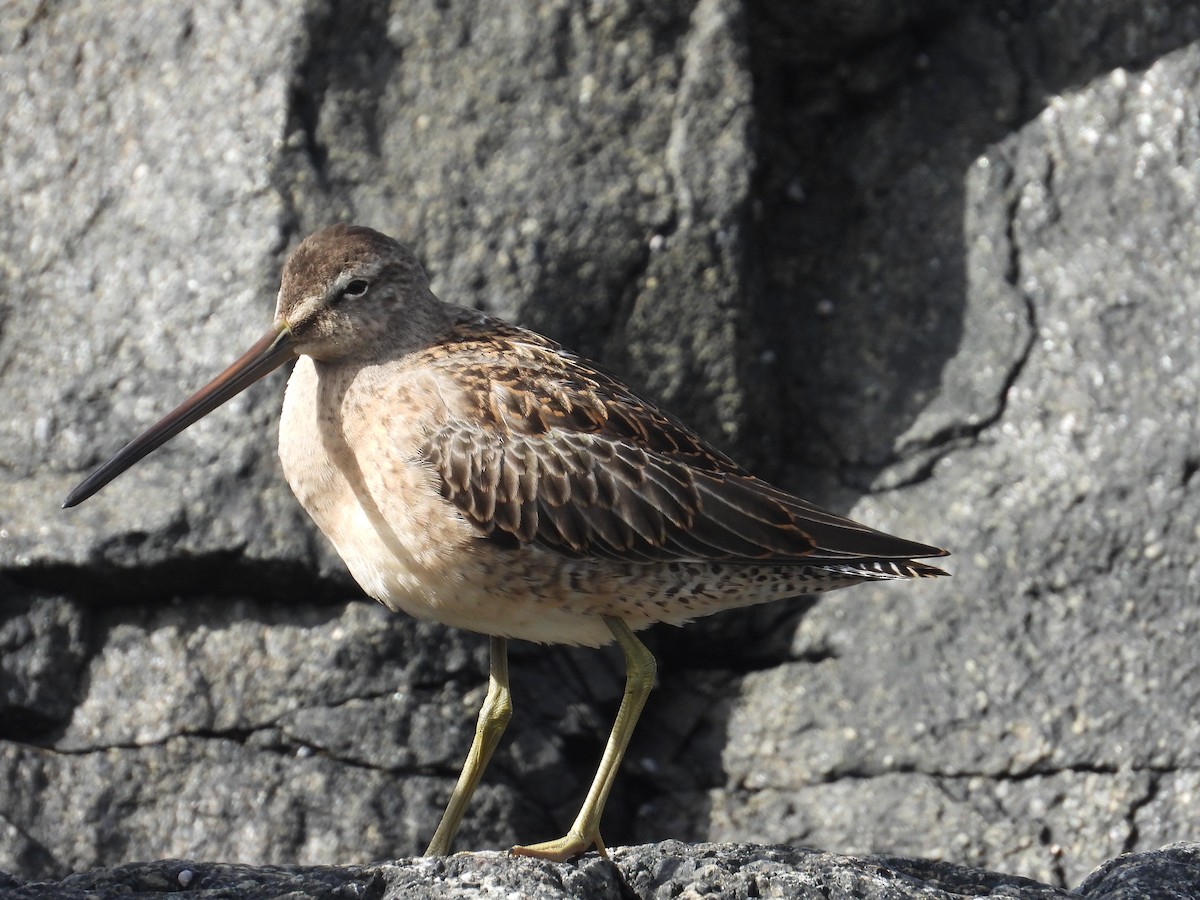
{"left": 820, "top": 559, "right": 949, "bottom": 580}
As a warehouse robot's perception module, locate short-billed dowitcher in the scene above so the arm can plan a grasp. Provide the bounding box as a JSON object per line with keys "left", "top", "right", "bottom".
{"left": 64, "top": 224, "right": 948, "bottom": 861}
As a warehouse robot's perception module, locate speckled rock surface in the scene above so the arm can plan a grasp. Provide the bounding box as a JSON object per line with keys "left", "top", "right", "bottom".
{"left": 2, "top": 0, "right": 1200, "bottom": 893}
{"left": 6, "top": 842, "right": 1199, "bottom": 899}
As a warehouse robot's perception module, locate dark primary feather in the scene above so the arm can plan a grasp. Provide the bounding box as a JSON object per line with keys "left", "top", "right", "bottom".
{"left": 420, "top": 314, "right": 948, "bottom": 571}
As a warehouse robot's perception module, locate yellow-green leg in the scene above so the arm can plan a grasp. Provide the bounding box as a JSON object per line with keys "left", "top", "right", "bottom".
{"left": 425, "top": 635, "right": 512, "bottom": 856}
{"left": 511, "top": 616, "right": 656, "bottom": 862}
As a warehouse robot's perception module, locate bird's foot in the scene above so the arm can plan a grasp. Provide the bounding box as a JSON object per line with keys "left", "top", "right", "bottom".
{"left": 510, "top": 829, "right": 607, "bottom": 862}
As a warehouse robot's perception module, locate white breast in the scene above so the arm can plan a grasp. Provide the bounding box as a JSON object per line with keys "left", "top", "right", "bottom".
{"left": 276, "top": 356, "right": 613, "bottom": 647}
{"left": 279, "top": 358, "right": 453, "bottom": 600}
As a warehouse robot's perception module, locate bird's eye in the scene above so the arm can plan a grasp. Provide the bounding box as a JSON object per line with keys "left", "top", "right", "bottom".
{"left": 341, "top": 279, "right": 370, "bottom": 300}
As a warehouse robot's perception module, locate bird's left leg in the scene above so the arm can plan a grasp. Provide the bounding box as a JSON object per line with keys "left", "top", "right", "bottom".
{"left": 425, "top": 635, "right": 512, "bottom": 855}
{"left": 511, "top": 616, "right": 656, "bottom": 862}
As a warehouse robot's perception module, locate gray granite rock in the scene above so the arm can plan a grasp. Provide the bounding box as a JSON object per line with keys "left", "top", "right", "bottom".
{"left": 2, "top": 0, "right": 1200, "bottom": 895}
{"left": 3, "top": 842, "right": 1198, "bottom": 898}
{"left": 1077, "top": 843, "right": 1200, "bottom": 900}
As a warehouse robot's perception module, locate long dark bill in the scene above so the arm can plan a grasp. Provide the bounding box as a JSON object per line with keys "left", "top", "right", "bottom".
{"left": 63, "top": 325, "right": 295, "bottom": 509}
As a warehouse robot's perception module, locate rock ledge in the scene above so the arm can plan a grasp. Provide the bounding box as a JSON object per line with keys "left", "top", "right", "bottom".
{"left": 3, "top": 842, "right": 1199, "bottom": 899}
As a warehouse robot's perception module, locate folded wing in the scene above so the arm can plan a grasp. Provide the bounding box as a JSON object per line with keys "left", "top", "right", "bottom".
{"left": 418, "top": 328, "right": 947, "bottom": 570}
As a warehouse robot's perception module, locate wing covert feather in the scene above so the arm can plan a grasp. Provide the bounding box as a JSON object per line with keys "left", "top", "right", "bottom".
{"left": 416, "top": 320, "right": 946, "bottom": 566}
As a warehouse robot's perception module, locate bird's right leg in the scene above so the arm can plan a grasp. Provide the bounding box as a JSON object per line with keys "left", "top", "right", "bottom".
{"left": 424, "top": 635, "right": 512, "bottom": 856}
{"left": 511, "top": 616, "right": 656, "bottom": 861}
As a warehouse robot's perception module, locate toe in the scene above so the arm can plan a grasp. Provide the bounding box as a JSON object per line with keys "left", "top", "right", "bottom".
{"left": 510, "top": 830, "right": 599, "bottom": 862}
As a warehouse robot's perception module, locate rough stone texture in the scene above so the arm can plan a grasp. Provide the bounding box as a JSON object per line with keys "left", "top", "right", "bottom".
{"left": 5, "top": 842, "right": 1200, "bottom": 899}
{"left": 3, "top": 0, "right": 1200, "bottom": 895}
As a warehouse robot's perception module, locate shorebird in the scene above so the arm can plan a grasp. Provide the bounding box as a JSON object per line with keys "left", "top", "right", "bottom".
{"left": 64, "top": 224, "right": 948, "bottom": 861}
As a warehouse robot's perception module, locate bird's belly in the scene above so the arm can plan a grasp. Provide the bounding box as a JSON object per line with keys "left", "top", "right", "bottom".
{"left": 309, "top": 491, "right": 620, "bottom": 647}
{"left": 332, "top": 512, "right": 868, "bottom": 650}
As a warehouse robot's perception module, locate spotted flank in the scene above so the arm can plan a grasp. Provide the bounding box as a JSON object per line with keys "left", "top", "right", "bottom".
{"left": 531, "top": 554, "right": 946, "bottom": 635}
